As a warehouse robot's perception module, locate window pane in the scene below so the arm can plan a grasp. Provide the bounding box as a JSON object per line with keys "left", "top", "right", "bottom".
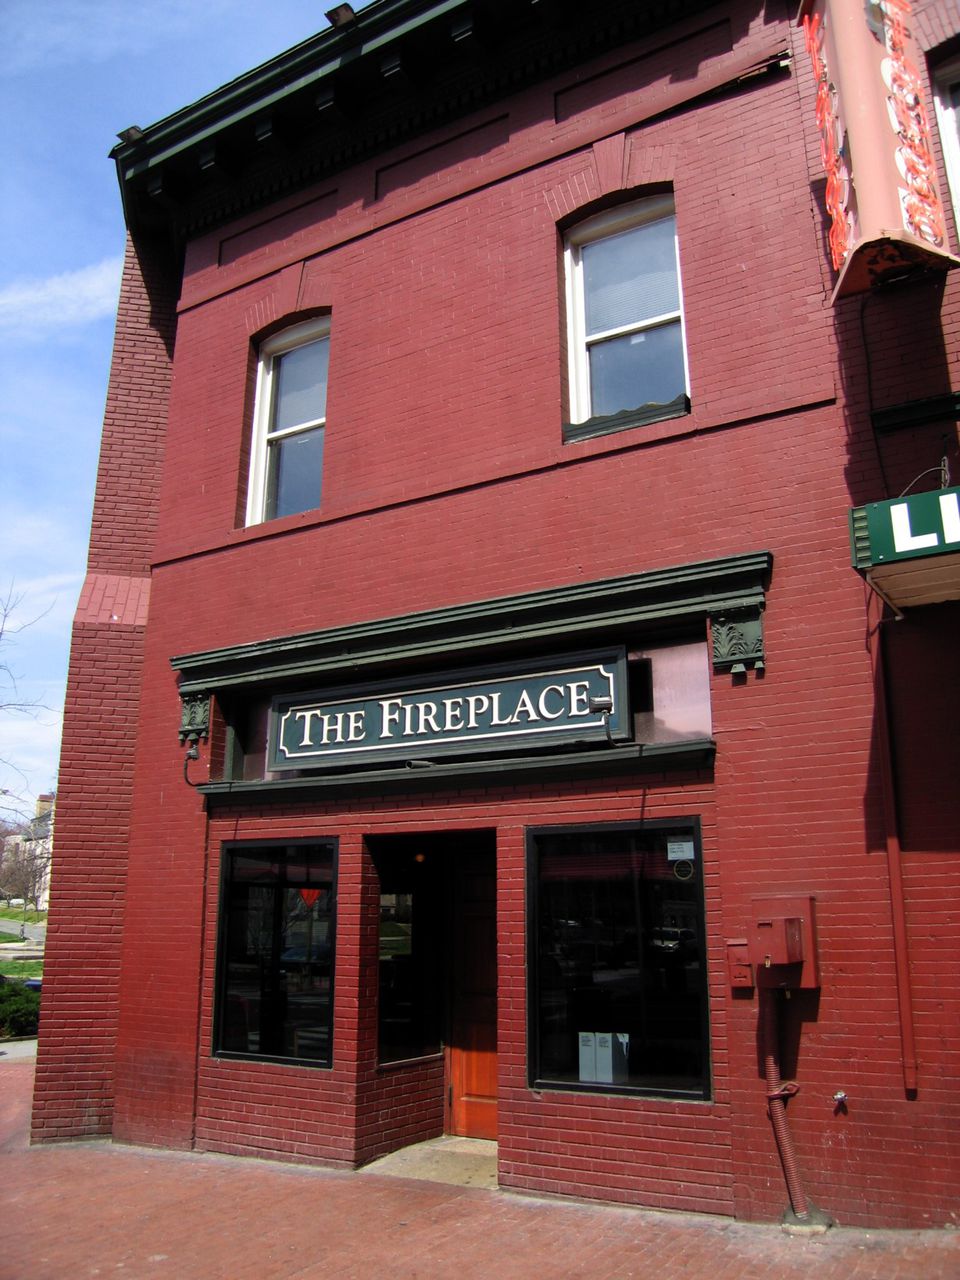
{"left": 375, "top": 849, "right": 443, "bottom": 1065}
{"left": 265, "top": 426, "right": 324, "bottom": 519}
{"left": 632, "top": 642, "right": 712, "bottom": 744}
{"left": 582, "top": 216, "right": 679, "bottom": 336}
{"left": 532, "top": 827, "right": 706, "bottom": 1096}
{"left": 588, "top": 320, "right": 685, "bottom": 417}
{"left": 218, "top": 843, "right": 335, "bottom": 1064}
{"left": 273, "top": 337, "right": 329, "bottom": 432}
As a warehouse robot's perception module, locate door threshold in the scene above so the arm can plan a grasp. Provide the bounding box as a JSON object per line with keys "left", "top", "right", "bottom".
{"left": 361, "top": 1135, "right": 498, "bottom": 1189}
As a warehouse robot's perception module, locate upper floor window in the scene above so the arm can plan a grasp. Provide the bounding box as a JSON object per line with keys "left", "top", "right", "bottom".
{"left": 934, "top": 61, "right": 960, "bottom": 232}
{"left": 246, "top": 317, "right": 330, "bottom": 525}
{"left": 564, "top": 196, "right": 688, "bottom": 438}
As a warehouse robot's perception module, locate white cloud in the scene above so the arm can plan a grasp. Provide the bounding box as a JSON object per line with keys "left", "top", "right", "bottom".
{"left": 0, "top": 706, "right": 63, "bottom": 808}
{"left": 0, "top": 510, "right": 82, "bottom": 567}
{"left": 1, "top": 1, "right": 235, "bottom": 76}
{"left": 0, "top": 257, "right": 123, "bottom": 337}
{"left": 1, "top": 574, "right": 84, "bottom": 640}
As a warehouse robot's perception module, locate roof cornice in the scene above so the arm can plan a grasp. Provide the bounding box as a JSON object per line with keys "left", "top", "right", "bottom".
{"left": 111, "top": 0, "right": 713, "bottom": 241}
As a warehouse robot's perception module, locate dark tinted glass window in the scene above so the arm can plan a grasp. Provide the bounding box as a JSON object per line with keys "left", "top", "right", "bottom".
{"left": 373, "top": 840, "right": 443, "bottom": 1065}
{"left": 217, "top": 842, "right": 336, "bottom": 1065}
{"left": 530, "top": 823, "right": 707, "bottom": 1098}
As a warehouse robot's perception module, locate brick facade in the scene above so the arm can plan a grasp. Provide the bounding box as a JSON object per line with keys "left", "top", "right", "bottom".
{"left": 35, "top": 0, "right": 960, "bottom": 1229}
{"left": 32, "top": 236, "right": 174, "bottom": 1140}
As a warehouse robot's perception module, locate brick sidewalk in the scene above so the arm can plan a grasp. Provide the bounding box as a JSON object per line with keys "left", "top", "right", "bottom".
{"left": 2, "top": 1060, "right": 958, "bottom": 1280}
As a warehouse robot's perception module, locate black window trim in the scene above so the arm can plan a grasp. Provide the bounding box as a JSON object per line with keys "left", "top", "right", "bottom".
{"left": 525, "top": 816, "right": 711, "bottom": 1103}
{"left": 213, "top": 836, "right": 339, "bottom": 1069}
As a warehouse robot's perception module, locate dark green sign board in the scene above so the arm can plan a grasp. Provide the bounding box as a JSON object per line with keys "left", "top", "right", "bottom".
{"left": 270, "top": 649, "right": 629, "bottom": 770}
{"left": 850, "top": 484, "right": 960, "bottom": 568}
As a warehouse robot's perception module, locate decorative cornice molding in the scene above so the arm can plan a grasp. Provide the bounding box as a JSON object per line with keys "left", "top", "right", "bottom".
{"left": 111, "top": 0, "right": 715, "bottom": 240}
{"left": 172, "top": 551, "right": 773, "bottom": 694}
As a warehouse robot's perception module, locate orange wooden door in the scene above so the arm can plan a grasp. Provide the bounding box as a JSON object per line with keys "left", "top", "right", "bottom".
{"left": 447, "top": 848, "right": 497, "bottom": 1140}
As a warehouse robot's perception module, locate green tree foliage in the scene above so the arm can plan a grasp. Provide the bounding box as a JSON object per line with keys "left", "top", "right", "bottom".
{"left": 0, "top": 978, "right": 40, "bottom": 1037}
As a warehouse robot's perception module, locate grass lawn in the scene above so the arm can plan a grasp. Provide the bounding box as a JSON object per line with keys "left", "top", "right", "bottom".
{"left": 0, "top": 929, "right": 24, "bottom": 944}
{"left": 0, "top": 961, "right": 43, "bottom": 980}
{"left": 0, "top": 908, "right": 46, "bottom": 925}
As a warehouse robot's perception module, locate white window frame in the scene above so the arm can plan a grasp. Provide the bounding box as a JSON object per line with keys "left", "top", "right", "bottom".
{"left": 245, "top": 316, "right": 330, "bottom": 526}
{"left": 564, "top": 195, "right": 689, "bottom": 427}
{"left": 934, "top": 59, "right": 960, "bottom": 238}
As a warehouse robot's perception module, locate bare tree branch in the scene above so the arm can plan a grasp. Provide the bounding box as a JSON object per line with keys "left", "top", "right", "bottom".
{"left": 0, "top": 585, "right": 50, "bottom": 717}
{"left": 0, "top": 584, "right": 54, "bottom": 807}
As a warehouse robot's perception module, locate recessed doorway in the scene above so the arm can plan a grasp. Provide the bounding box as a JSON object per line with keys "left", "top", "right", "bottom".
{"left": 369, "top": 830, "right": 498, "bottom": 1142}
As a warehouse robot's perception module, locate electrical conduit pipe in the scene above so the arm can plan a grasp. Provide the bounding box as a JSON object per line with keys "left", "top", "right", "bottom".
{"left": 760, "top": 986, "right": 811, "bottom": 1221}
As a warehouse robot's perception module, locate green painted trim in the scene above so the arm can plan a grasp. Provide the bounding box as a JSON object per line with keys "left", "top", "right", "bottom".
{"left": 113, "top": 1, "right": 468, "bottom": 177}
{"left": 111, "top": 0, "right": 713, "bottom": 237}
{"left": 197, "top": 738, "right": 716, "bottom": 803}
{"left": 562, "top": 395, "right": 690, "bottom": 444}
{"left": 849, "top": 505, "right": 872, "bottom": 572}
{"left": 172, "top": 552, "right": 773, "bottom": 694}
{"left": 849, "top": 486, "right": 960, "bottom": 569}
{"left": 710, "top": 605, "right": 764, "bottom": 673}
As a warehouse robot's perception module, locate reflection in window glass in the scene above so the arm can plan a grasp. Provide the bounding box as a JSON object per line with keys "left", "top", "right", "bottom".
{"left": 530, "top": 824, "right": 707, "bottom": 1098}
{"left": 376, "top": 853, "right": 442, "bottom": 1064}
{"left": 588, "top": 321, "right": 686, "bottom": 418}
{"left": 273, "top": 338, "right": 329, "bottom": 433}
{"left": 266, "top": 425, "right": 325, "bottom": 520}
{"left": 582, "top": 217, "right": 680, "bottom": 332}
{"left": 217, "top": 842, "right": 336, "bottom": 1064}
{"left": 630, "top": 641, "right": 712, "bottom": 745}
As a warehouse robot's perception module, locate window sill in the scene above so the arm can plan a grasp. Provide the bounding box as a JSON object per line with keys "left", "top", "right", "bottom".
{"left": 529, "top": 1079, "right": 710, "bottom": 1103}
{"left": 199, "top": 739, "right": 716, "bottom": 804}
{"left": 377, "top": 1052, "right": 444, "bottom": 1073}
{"left": 562, "top": 395, "right": 690, "bottom": 445}
{"left": 212, "top": 1050, "right": 334, "bottom": 1070}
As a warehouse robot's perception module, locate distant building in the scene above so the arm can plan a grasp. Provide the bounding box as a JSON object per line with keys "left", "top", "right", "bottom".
{"left": 2, "top": 793, "right": 55, "bottom": 911}
{"left": 32, "top": 0, "right": 960, "bottom": 1230}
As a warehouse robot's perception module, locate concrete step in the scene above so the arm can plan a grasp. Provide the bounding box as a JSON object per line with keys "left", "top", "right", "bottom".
{"left": 361, "top": 1135, "right": 498, "bottom": 1189}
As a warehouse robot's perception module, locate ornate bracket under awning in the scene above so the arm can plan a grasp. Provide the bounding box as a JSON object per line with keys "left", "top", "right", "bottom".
{"left": 850, "top": 485, "right": 960, "bottom": 611}
{"left": 710, "top": 607, "right": 765, "bottom": 674}
{"left": 178, "top": 691, "right": 211, "bottom": 744}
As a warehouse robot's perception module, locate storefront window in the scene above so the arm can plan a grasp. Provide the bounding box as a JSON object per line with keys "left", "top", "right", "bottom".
{"left": 528, "top": 821, "right": 708, "bottom": 1098}
{"left": 215, "top": 841, "right": 336, "bottom": 1065}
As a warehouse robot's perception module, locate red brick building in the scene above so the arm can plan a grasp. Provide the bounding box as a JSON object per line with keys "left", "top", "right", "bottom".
{"left": 33, "top": 0, "right": 960, "bottom": 1229}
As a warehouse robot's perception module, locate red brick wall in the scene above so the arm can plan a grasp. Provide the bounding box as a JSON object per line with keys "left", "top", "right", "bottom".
{"left": 31, "top": 235, "right": 176, "bottom": 1141}
{"left": 42, "top": 0, "right": 960, "bottom": 1229}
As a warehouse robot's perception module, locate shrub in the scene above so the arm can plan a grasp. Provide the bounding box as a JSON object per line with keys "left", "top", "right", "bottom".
{"left": 0, "top": 979, "right": 40, "bottom": 1037}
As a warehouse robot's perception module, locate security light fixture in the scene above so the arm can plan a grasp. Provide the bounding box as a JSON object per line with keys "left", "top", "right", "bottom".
{"left": 325, "top": 3, "right": 356, "bottom": 26}
{"left": 117, "top": 125, "right": 144, "bottom": 144}
{"left": 588, "top": 694, "right": 615, "bottom": 745}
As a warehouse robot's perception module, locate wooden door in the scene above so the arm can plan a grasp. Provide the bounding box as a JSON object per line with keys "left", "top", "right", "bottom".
{"left": 447, "top": 847, "right": 497, "bottom": 1140}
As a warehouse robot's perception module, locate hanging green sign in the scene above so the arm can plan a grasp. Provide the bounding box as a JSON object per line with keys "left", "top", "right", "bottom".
{"left": 851, "top": 485, "right": 960, "bottom": 568}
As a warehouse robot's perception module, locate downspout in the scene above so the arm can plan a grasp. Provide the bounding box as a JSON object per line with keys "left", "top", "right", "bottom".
{"left": 867, "top": 606, "right": 919, "bottom": 1094}
{"left": 760, "top": 987, "right": 810, "bottom": 1221}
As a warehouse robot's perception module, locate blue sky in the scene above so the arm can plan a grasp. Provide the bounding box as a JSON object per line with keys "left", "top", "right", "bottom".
{"left": 0, "top": 0, "right": 332, "bottom": 817}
